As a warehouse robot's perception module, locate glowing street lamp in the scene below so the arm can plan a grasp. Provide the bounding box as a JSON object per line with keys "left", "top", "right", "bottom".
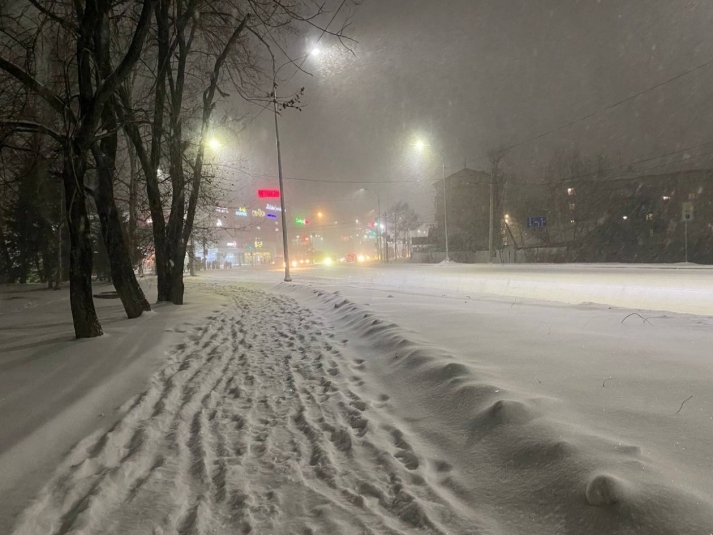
{"left": 208, "top": 138, "right": 221, "bottom": 150}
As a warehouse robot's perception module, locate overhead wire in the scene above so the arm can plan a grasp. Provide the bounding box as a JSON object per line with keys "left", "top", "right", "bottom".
{"left": 500, "top": 57, "right": 713, "bottom": 153}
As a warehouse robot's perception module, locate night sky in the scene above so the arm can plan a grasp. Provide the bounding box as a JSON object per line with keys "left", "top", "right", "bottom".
{"left": 222, "top": 0, "right": 713, "bottom": 230}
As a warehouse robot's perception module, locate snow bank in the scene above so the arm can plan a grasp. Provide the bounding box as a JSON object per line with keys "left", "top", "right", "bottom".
{"left": 282, "top": 283, "right": 713, "bottom": 534}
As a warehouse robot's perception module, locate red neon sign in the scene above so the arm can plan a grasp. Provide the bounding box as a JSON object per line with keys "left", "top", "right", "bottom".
{"left": 258, "top": 189, "right": 280, "bottom": 198}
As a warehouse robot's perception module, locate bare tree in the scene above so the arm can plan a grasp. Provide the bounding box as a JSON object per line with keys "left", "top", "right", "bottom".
{"left": 385, "top": 201, "right": 421, "bottom": 259}
{"left": 0, "top": 0, "right": 154, "bottom": 337}
{"left": 120, "top": 0, "right": 357, "bottom": 304}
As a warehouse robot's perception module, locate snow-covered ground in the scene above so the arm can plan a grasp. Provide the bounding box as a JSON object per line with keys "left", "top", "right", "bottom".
{"left": 0, "top": 280, "right": 225, "bottom": 533}
{"left": 3, "top": 265, "right": 713, "bottom": 534}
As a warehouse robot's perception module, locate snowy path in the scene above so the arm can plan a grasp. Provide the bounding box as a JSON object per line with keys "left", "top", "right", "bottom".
{"left": 12, "top": 286, "right": 479, "bottom": 535}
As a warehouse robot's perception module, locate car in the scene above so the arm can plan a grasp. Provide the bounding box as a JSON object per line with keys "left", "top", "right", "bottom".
{"left": 345, "top": 253, "right": 357, "bottom": 263}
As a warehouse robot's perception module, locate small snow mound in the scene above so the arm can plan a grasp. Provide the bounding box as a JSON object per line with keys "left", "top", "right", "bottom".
{"left": 485, "top": 399, "right": 537, "bottom": 426}
{"left": 466, "top": 399, "right": 538, "bottom": 444}
{"left": 435, "top": 258, "right": 458, "bottom": 266}
{"left": 585, "top": 473, "right": 628, "bottom": 506}
{"left": 450, "top": 382, "right": 500, "bottom": 409}
{"left": 431, "top": 362, "right": 471, "bottom": 382}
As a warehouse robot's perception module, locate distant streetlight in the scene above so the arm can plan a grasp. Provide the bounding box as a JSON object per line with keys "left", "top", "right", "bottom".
{"left": 415, "top": 139, "right": 449, "bottom": 261}
{"left": 317, "top": 211, "right": 323, "bottom": 218}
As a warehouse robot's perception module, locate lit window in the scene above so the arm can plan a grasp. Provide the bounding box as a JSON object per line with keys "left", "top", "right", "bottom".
{"left": 688, "top": 193, "right": 696, "bottom": 200}
{"left": 646, "top": 213, "right": 654, "bottom": 221}
{"left": 622, "top": 215, "right": 628, "bottom": 220}
{"left": 569, "top": 202, "right": 576, "bottom": 211}
{"left": 216, "top": 219, "right": 223, "bottom": 227}
{"left": 570, "top": 219, "right": 576, "bottom": 224}
{"left": 662, "top": 195, "right": 671, "bottom": 201}
{"left": 567, "top": 187, "right": 575, "bottom": 196}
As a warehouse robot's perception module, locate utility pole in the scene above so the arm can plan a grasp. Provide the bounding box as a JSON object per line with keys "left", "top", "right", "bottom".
{"left": 376, "top": 194, "right": 382, "bottom": 262}
{"left": 273, "top": 86, "right": 291, "bottom": 282}
{"left": 416, "top": 142, "right": 448, "bottom": 262}
{"left": 685, "top": 220, "right": 688, "bottom": 263}
{"left": 488, "top": 172, "right": 494, "bottom": 262}
{"left": 383, "top": 209, "right": 389, "bottom": 263}
{"left": 442, "top": 158, "right": 450, "bottom": 261}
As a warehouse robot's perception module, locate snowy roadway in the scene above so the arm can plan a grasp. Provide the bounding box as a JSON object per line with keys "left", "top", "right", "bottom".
{"left": 279, "top": 261, "right": 713, "bottom": 316}
{"left": 2, "top": 264, "right": 713, "bottom": 534}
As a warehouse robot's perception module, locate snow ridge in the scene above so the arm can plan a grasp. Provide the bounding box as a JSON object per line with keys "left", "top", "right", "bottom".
{"left": 283, "top": 283, "right": 713, "bottom": 535}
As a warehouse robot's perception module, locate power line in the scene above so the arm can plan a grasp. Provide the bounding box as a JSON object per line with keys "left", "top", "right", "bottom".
{"left": 501, "top": 57, "right": 713, "bottom": 153}
{"left": 513, "top": 143, "right": 713, "bottom": 189}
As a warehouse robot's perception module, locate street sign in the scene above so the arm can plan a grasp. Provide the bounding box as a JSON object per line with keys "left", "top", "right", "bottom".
{"left": 682, "top": 202, "right": 694, "bottom": 222}
{"left": 258, "top": 189, "right": 280, "bottom": 198}
{"left": 527, "top": 216, "right": 547, "bottom": 228}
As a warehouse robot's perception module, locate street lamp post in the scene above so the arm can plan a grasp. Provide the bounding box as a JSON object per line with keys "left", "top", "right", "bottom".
{"left": 416, "top": 142, "right": 449, "bottom": 262}
{"left": 272, "top": 86, "right": 291, "bottom": 282}
{"left": 441, "top": 156, "right": 449, "bottom": 262}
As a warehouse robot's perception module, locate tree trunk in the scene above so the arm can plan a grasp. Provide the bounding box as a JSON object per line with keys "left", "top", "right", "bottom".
{"left": 92, "top": 145, "right": 151, "bottom": 318}
{"left": 54, "top": 220, "right": 62, "bottom": 290}
{"left": 170, "top": 248, "right": 185, "bottom": 304}
{"left": 0, "top": 227, "right": 15, "bottom": 283}
{"left": 63, "top": 150, "right": 102, "bottom": 338}
{"left": 43, "top": 249, "right": 52, "bottom": 288}
{"left": 189, "top": 237, "right": 196, "bottom": 276}
{"left": 127, "top": 138, "right": 138, "bottom": 263}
